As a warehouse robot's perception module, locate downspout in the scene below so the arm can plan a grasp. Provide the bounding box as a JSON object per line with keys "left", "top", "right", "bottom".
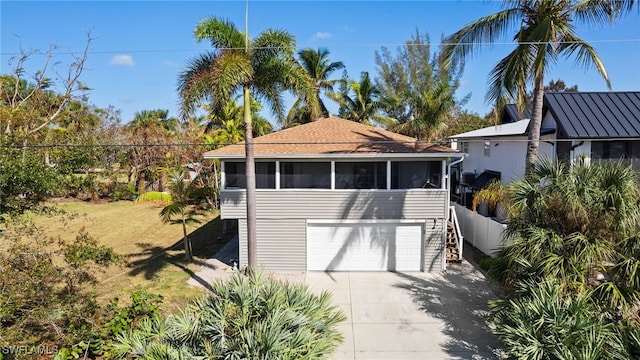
{"left": 446, "top": 154, "right": 466, "bottom": 222}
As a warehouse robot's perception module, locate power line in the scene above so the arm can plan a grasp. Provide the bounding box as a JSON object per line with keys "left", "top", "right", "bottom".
{"left": 1, "top": 137, "right": 636, "bottom": 150}
{"left": 2, "top": 38, "right": 639, "bottom": 57}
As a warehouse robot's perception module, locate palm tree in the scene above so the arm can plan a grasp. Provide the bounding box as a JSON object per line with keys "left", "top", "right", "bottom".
{"left": 202, "top": 97, "right": 272, "bottom": 139}
{"left": 136, "top": 170, "right": 209, "bottom": 261}
{"left": 389, "top": 81, "right": 457, "bottom": 140}
{"left": 177, "top": 17, "right": 316, "bottom": 269}
{"left": 331, "top": 71, "right": 396, "bottom": 127}
{"left": 489, "top": 158, "right": 640, "bottom": 310}
{"left": 113, "top": 270, "right": 346, "bottom": 359}
{"left": 286, "top": 48, "right": 344, "bottom": 127}
{"left": 440, "top": 0, "right": 615, "bottom": 175}
{"left": 129, "top": 109, "right": 179, "bottom": 193}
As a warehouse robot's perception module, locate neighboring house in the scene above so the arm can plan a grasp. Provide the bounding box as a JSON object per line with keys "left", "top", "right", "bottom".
{"left": 450, "top": 91, "right": 640, "bottom": 189}
{"left": 448, "top": 91, "right": 640, "bottom": 256}
{"left": 203, "top": 117, "right": 464, "bottom": 272}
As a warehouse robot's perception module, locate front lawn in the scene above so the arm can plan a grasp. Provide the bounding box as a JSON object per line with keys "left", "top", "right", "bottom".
{"left": 26, "top": 199, "right": 232, "bottom": 309}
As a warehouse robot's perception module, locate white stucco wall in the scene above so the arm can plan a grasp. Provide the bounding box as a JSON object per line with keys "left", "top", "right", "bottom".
{"left": 456, "top": 135, "right": 555, "bottom": 184}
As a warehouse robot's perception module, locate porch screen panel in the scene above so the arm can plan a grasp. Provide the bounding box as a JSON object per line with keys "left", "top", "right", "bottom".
{"left": 335, "top": 162, "right": 387, "bottom": 189}
{"left": 280, "top": 162, "right": 330, "bottom": 189}
{"left": 391, "top": 161, "right": 442, "bottom": 189}
{"left": 224, "top": 162, "right": 275, "bottom": 189}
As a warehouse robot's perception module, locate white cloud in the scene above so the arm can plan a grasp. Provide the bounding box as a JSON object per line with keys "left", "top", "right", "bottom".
{"left": 110, "top": 54, "right": 135, "bottom": 67}
{"left": 312, "top": 32, "right": 332, "bottom": 40}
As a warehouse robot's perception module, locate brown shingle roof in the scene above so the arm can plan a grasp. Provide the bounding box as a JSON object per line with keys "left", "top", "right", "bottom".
{"left": 204, "top": 117, "right": 458, "bottom": 159}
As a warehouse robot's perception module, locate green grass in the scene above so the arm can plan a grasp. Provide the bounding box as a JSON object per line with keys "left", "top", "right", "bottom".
{"left": 27, "top": 199, "right": 234, "bottom": 310}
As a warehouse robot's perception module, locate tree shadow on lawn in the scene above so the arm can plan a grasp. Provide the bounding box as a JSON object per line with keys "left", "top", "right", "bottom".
{"left": 125, "top": 215, "right": 235, "bottom": 281}
{"left": 392, "top": 253, "right": 505, "bottom": 359}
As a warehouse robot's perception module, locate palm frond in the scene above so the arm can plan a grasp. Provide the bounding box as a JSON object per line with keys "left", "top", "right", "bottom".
{"left": 194, "top": 17, "right": 246, "bottom": 49}
{"left": 440, "top": 7, "right": 523, "bottom": 70}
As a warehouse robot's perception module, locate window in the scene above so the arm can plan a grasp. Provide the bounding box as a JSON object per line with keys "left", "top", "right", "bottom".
{"left": 224, "top": 162, "right": 275, "bottom": 189}
{"left": 391, "top": 161, "right": 441, "bottom": 189}
{"left": 592, "top": 141, "right": 640, "bottom": 171}
{"left": 460, "top": 141, "right": 469, "bottom": 154}
{"left": 280, "top": 162, "right": 330, "bottom": 189}
{"left": 335, "top": 162, "right": 387, "bottom": 189}
{"left": 483, "top": 140, "right": 491, "bottom": 157}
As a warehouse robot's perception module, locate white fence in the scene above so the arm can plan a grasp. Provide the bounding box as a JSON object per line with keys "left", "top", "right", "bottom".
{"left": 452, "top": 203, "right": 510, "bottom": 256}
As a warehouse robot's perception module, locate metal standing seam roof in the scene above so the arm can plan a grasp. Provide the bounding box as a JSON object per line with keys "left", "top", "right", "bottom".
{"left": 203, "top": 116, "right": 460, "bottom": 159}
{"left": 545, "top": 92, "right": 640, "bottom": 139}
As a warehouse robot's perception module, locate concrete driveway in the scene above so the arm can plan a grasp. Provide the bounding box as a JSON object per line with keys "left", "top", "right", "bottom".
{"left": 305, "top": 260, "right": 504, "bottom": 360}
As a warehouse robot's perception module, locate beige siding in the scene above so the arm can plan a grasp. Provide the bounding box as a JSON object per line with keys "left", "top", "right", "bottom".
{"left": 221, "top": 189, "right": 447, "bottom": 220}
{"left": 238, "top": 220, "right": 247, "bottom": 268}
{"left": 256, "top": 219, "right": 306, "bottom": 271}
{"left": 238, "top": 219, "right": 308, "bottom": 271}
{"left": 228, "top": 189, "right": 448, "bottom": 272}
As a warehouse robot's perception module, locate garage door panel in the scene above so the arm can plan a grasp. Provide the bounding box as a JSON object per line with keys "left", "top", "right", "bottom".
{"left": 307, "top": 223, "right": 423, "bottom": 271}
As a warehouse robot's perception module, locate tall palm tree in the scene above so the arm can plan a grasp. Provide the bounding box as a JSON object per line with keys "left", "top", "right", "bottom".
{"left": 286, "top": 48, "right": 344, "bottom": 127}
{"left": 330, "top": 71, "right": 396, "bottom": 127}
{"left": 177, "top": 17, "right": 316, "bottom": 269}
{"left": 440, "top": 0, "right": 615, "bottom": 175}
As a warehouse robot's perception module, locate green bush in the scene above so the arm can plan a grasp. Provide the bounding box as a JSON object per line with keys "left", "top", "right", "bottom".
{"left": 113, "top": 270, "right": 346, "bottom": 359}
{"left": 0, "top": 150, "right": 59, "bottom": 214}
{"left": 478, "top": 256, "right": 494, "bottom": 271}
{"left": 489, "top": 278, "right": 632, "bottom": 359}
{"left": 0, "top": 217, "right": 124, "bottom": 359}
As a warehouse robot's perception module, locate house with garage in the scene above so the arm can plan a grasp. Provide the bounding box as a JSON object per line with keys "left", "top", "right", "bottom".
{"left": 448, "top": 91, "right": 640, "bottom": 255}
{"left": 203, "top": 116, "right": 464, "bottom": 272}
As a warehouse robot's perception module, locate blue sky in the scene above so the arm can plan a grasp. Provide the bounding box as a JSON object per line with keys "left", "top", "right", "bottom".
{"left": 2, "top": 1, "right": 639, "bottom": 128}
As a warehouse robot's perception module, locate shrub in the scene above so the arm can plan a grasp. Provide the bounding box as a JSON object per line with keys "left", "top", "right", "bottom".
{"left": 0, "top": 216, "right": 121, "bottom": 359}
{"left": 489, "top": 278, "right": 630, "bottom": 359}
{"left": 113, "top": 270, "right": 347, "bottom": 359}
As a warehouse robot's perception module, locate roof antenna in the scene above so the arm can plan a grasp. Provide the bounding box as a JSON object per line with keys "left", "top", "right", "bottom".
{"left": 245, "top": 0, "right": 249, "bottom": 50}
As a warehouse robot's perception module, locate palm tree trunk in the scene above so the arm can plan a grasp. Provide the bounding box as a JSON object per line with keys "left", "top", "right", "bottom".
{"left": 244, "top": 85, "right": 257, "bottom": 269}
{"left": 182, "top": 208, "right": 192, "bottom": 261}
{"left": 525, "top": 72, "right": 545, "bottom": 177}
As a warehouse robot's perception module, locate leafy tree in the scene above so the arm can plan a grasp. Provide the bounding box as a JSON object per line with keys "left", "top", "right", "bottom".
{"left": 136, "top": 170, "right": 210, "bottom": 261}
{"left": 286, "top": 48, "right": 344, "bottom": 127}
{"left": 113, "top": 270, "right": 346, "bottom": 359}
{"left": 0, "top": 34, "right": 92, "bottom": 145}
{"left": 376, "top": 29, "right": 468, "bottom": 140}
{"left": 331, "top": 71, "right": 396, "bottom": 127}
{"left": 177, "top": 17, "right": 316, "bottom": 268}
{"left": 441, "top": 108, "right": 493, "bottom": 139}
{"left": 441, "top": 0, "right": 617, "bottom": 175}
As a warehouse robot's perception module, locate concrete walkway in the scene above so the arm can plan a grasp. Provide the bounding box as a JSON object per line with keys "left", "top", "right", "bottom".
{"left": 306, "top": 263, "right": 504, "bottom": 359}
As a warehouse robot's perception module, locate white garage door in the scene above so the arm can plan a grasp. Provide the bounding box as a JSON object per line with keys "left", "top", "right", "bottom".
{"left": 307, "top": 222, "right": 423, "bottom": 271}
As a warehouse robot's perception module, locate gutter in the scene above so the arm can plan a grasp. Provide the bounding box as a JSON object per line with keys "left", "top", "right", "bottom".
{"left": 447, "top": 154, "right": 466, "bottom": 221}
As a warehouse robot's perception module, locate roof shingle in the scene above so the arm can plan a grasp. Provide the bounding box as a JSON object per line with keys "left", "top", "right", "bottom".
{"left": 204, "top": 117, "right": 458, "bottom": 158}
